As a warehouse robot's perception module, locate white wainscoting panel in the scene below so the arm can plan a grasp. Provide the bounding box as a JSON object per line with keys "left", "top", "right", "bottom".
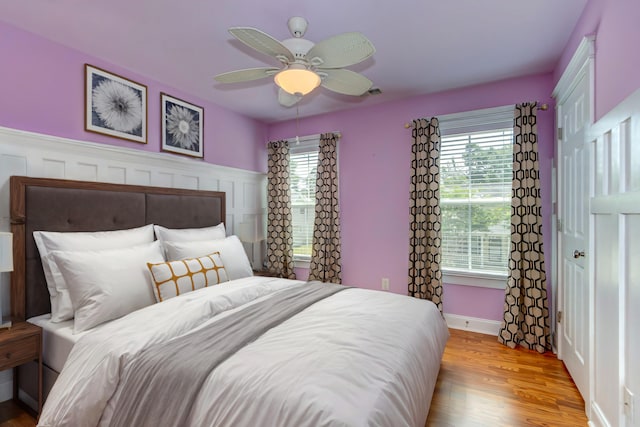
{"left": 0, "top": 125, "right": 267, "bottom": 399}
{"left": 0, "top": 125, "right": 267, "bottom": 237}
{"left": 588, "top": 88, "right": 640, "bottom": 427}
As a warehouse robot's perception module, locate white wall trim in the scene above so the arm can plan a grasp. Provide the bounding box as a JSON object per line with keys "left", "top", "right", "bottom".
{"left": 590, "top": 401, "right": 610, "bottom": 427}
{"left": 438, "top": 104, "right": 514, "bottom": 135}
{"left": 0, "top": 126, "right": 264, "bottom": 179}
{"left": 585, "top": 88, "right": 640, "bottom": 427}
{"left": 0, "top": 126, "right": 267, "bottom": 231}
{"left": 552, "top": 35, "right": 596, "bottom": 108}
{"left": 443, "top": 271, "right": 507, "bottom": 289}
{"left": 443, "top": 313, "right": 501, "bottom": 336}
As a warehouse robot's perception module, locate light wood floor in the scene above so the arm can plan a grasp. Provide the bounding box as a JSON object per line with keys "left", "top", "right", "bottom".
{"left": 0, "top": 329, "right": 587, "bottom": 427}
{"left": 426, "top": 329, "right": 588, "bottom": 426}
{"left": 0, "top": 401, "right": 34, "bottom": 427}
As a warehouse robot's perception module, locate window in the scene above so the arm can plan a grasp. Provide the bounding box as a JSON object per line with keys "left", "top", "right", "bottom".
{"left": 438, "top": 106, "right": 513, "bottom": 286}
{"left": 289, "top": 137, "right": 319, "bottom": 261}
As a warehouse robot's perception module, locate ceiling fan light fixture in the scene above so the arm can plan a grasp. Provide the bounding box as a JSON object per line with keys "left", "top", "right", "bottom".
{"left": 274, "top": 66, "right": 321, "bottom": 96}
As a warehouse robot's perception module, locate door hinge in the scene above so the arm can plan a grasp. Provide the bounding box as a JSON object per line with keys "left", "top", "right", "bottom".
{"left": 558, "top": 127, "right": 563, "bottom": 140}
{"left": 557, "top": 311, "right": 562, "bottom": 323}
{"left": 557, "top": 218, "right": 563, "bottom": 232}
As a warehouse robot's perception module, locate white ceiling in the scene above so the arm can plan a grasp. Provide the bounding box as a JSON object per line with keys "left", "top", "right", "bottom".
{"left": 1, "top": 0, "right": 588, "bottom": 123}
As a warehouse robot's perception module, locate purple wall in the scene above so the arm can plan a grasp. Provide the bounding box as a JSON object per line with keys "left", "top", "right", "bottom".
{"left": 0, "top": 21, "right": 268, "bottom": 172}
{"left": 555, "top": 0, "right": 640, "bottom": 120}
{"left": 269, "top": 74, "right": 556, "bottom": 321}
{"left": 11, "top": 2, "right": 635, "bottom": 323}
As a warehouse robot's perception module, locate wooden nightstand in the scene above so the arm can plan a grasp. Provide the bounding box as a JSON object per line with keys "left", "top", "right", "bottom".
{"left": 0, "top": 322, "right": 42, "bottom": 416}
{"left": 253, "top": 269, "right": 281, "bottom": 277}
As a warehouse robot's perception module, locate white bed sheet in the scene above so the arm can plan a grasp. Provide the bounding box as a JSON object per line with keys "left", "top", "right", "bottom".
{"left": 38, "top": 276, "right": 449, "bottom": 427}
{"left": 27, "top": 314, "right": 86, "bottom": 373}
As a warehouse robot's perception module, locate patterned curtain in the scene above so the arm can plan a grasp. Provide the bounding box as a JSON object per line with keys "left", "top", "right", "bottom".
{"left": 266, "top": 140, "right": 296, "bottom": 279}
{"left": 308, "top": 133, "right": 342, "bottom": 283}
{"left": 498, "top": 103, "right": 550, "bottom": 353}
{"left": 408, "top": 118, "right": 443, "bottom": 313}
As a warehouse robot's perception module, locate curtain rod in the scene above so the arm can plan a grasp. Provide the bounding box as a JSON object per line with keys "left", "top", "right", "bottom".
{"left": 267, "top": 131, "right": 341, "bottom": 144}
{"left": 403, "top": 103, "right": 549, "bottom": 129}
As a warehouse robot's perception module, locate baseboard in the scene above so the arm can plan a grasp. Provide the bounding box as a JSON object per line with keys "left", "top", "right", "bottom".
{"left": 444, "top": 313, "right": 501, "bottom": 336}
{"left": 589, "top": 401, "right": 609, "bottom": 427}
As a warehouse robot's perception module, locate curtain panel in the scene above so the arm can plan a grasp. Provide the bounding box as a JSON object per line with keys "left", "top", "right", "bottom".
{"left": 408, "top": 118, "right": 443, "bottom": 313}
{"left": 498, "top": 103, "right": 550, "bottom": 353}
{"left": 308, "top": 133, "right": 342, "bottom": 283}
{"left": 266, "top": 140, "right": 296, "bottom": 279}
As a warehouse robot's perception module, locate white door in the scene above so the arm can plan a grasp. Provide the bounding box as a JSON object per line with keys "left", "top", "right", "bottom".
{"left": 557, "top": 71, "right": 590, "bottom": 405}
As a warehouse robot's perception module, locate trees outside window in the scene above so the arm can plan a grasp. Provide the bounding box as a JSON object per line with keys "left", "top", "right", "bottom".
{"left": 440, "top": 129, "right": 513, "bottom": 275}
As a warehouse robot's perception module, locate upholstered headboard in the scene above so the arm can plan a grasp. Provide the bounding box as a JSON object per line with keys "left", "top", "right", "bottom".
{"left": 9, "top": 176, "right": 226, "bottom": 321}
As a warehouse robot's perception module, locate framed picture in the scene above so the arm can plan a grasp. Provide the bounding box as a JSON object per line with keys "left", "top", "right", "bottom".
{"left": 161, "top": 93, "right": 204, "bottom": 158}
{"left": 85, "top": 64, "right": 147, "bottom": 144}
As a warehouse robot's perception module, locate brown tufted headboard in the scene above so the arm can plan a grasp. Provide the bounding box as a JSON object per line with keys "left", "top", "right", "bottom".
{"left": 9, "top": 176, "right": 226, "bottom": 321}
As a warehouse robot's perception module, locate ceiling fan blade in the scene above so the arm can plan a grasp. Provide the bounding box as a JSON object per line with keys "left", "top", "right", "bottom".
{"left": 319, "top": 69, "right": 372, "bottom": 96}
{"left": 278, "top": 88, "right": 302, "bottom": 107}
{"left": 229, "top": 27, "right": 295, "bottom": 63}
{"left": 214, "top": 67, "right": 280, "bottom": 84}
{"left": 306, "top": 32, "right": 375, "bottom": 68}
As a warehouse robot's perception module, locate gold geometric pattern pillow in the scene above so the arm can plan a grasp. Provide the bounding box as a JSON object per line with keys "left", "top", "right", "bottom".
{"left": 147, "top": 252, "right": 228, "bottom": 302}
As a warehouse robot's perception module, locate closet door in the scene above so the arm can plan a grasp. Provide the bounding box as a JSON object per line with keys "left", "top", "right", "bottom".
{"left": 553, "top": 36, "right": 594, "bottom": 412}
{"left": 557, "top": 71, "right": 590, "bottom": 404}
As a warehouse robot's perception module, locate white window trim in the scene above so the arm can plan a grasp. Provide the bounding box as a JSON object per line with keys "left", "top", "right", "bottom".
{"left": 294, "top": 258, "right": 310, "bottom": 269}
{"left": 438, "top": 105, "right": 514, "bottom": 134}
{"left": 439, "top": 105, "right": 514, "bottom": 289}
{"left": 443, "top": 270, "right": 507, "bottom": 289}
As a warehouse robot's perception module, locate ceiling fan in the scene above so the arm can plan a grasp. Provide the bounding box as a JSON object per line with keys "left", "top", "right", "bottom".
{"left": 214, "top": 17, "right": 375, "bottom": 107}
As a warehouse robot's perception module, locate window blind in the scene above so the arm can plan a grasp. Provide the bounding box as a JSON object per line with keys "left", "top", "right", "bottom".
{"left": 440, "top": 128, "right": 513, "bottom": 275}
{"left": 289, "top": 142, "right": 319, "bottom": 259}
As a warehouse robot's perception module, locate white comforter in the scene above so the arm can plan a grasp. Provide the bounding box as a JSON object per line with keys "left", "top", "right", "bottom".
{"left": 38, "top": 277, "right": 449, "bottom": 427}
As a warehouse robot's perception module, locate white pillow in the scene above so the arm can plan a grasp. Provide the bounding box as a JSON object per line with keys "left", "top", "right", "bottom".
{"left": 153, "top": 223, "right": 226, "bottom": 246}
{"left": 50, "top": 241, "right": 165, "bottom": 333}
{"left": 33, "top": 224, "right": 155, "bottom": 322}
{"left": 164, "top": 235, "right": 252, "bottom": 281}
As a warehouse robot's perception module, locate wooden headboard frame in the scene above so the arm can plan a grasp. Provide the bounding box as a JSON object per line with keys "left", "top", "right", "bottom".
{"left": 9, "top": 176, "right": 226, "bottom": 321}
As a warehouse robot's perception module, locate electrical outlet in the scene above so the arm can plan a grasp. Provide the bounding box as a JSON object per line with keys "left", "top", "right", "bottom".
{"left": 381, "top": 278, "right": 389, "bottom": 291}
{"left": 624, "top": 387, "right": 634, "bottom": 422}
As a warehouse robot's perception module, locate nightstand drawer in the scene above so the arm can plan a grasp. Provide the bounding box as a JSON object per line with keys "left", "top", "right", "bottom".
{"left": 0, "top": 335, "right": 39, "bottom": 371}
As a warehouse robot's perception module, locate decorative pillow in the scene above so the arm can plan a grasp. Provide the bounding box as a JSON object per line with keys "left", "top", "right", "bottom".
{"left": 147, "top": 252, "right": 229, "bottom": 302}
{"left": 163, "top": 235, "right": 252, "bottom": 281}
{"left": 50, "top": 241, "right": 165, "bottom": 333}
{"left": 153, "top": 223, "right": 226, "bottom": 248}
{"left": 33, "top": 224, "right": 155, "bottom": 323}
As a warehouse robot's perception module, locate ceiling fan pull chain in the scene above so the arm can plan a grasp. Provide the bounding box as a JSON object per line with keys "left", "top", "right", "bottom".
{"left": 295, "top": 104, "right": 300, "bottom": 144}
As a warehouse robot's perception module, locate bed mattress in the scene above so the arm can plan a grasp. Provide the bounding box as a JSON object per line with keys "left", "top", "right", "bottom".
{"left": 27, "top": 314, "right": 86, "bottom": 373}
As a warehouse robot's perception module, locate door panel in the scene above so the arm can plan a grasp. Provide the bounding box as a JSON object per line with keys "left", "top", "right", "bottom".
{"left": 558, "top": 72, "right": 590, "bottom": 403}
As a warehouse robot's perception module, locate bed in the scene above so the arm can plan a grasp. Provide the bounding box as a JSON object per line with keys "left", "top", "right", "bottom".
{"left": 9, "top": 175, "right": 448, "bottom": 427}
